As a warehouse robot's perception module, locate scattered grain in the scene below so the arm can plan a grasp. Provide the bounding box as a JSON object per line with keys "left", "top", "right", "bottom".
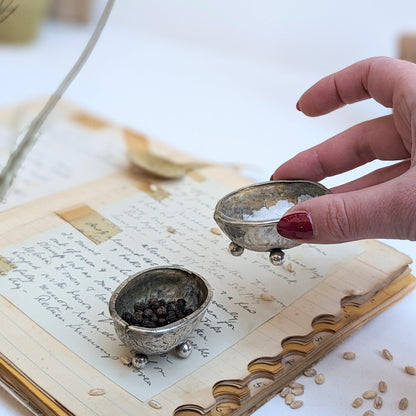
{"left": 120, "top": 355, "right": 131, "bottom": 366}
{"left": 290, "top": 400, "right": 303, "bottom": 409}
{"left": 373, "top": 396, "right": 383, "bottom": 409}
{"left": 167, "top": 226, "right": 176, "bottom": 234}
{"left": 378, "top": 380, "right": 387, "bottom": 393}
{"left": 149, "top": 183, "right": 158, "bottom": 192}
{"left": 362, "top": 390, "right": 377, "bottom": 400}
{"left": 288, "top": 381, "right": 304, "bottom": 389}
{"left": 314, "top": 373, "right": 325, "bottom": 385}
{"left": 284, "top": 393, "right": 295, "bottom": 405}
{"left": 88, "top": 388, "right": 105, "bottom": 396}
{"left": 352, "top": 397, "right": 363, "bottom": 408}
{"left": 280, "top": 386, "right": 291, "bottom": 398}
{"left": 303, "top": 368, "right": 317, "bottom": 377}
{"left": 286, "top": 262, "right": 294, "bottom": 272}
{"left": 291, "top": 387, "right": 304, "bottom": 396}
{"left": 405, "top": 365, "right": 416, "bottom": 375}
{"left": 343, "top": 351, "right": 356, "bottom": 360}
{"left": 148, "top": 399, "right": 162, "bottom": 409}
{"left": 210, "top": 227, "right": 222, "bottom": 236}
{"left": 382, "top": 348, "right": 393, "bottom": 361}
{"left": 260, "top": 293, "right": 273, "bottom": 302}
{"left": 399, "top": 397, "right": 409, "bottom": 410}
{"left": 348, "top": 288, "right": 364, "bottom": 296}
{"left": 363, "top": 410, "right": 374, "bottom": 416}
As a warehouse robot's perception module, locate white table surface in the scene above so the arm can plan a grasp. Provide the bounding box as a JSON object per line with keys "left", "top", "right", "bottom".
{"left": 0, "top": 1, "right": 415, "bottom": 415}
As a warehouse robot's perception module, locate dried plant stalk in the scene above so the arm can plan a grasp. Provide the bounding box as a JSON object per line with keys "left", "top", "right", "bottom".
{"left": 0, "top": 0, "right": 115, "bottom": 200}
{"left": 0, "top": 0, "right": 18, "bottom": 24}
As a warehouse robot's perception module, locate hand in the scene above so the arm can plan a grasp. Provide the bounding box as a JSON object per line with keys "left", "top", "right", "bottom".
{"left": 270, "top": 56, "right": 416, "bottom": 244}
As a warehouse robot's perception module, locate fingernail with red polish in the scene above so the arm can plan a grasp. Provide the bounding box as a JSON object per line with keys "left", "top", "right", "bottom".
{"left": 276, "top": 212, "right": 314, "bottom": 240}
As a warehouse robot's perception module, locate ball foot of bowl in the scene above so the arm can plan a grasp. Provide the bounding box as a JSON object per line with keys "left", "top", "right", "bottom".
{"left": 175, "top": 340, "right": 192, "bottom": 358}
{"left": 130, "top": 340, "right": 193, "bottom": 369}
{"left": 132, "top": 353, "right": 148, "bottom": 369}
{"left": 228, "top": 242, "right": 244, "bottom": 256}
{"left": 269, "top": 249, "right": 285, "bottom": 266}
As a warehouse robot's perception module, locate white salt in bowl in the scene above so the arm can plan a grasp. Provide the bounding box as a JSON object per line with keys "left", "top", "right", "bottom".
{"left": 213, "top": 180, "right": 330, "bottom": 255}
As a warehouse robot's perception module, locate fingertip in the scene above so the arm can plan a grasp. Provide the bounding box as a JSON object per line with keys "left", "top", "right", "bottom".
{"left": 276, "top": 211, "right": 314, "bottom": 240}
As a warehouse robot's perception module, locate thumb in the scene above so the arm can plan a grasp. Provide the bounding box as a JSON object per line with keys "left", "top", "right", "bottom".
{"left": 276, "top": 176, "right": 416, "bottom": 244}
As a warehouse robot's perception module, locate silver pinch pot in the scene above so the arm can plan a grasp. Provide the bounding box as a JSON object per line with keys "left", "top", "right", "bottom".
{"left": 213, "top": 180, "right": 330, "bottom": 264}
{"left": 109, "top": 266, "right": 212, "bottom": 361}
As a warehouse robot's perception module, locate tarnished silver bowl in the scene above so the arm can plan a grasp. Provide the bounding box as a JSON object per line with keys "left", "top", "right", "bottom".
{"left": 214, "top": 180, "right": 330, "bottom": 265}
{"left": 109, "top": 266, "right": 212, "bottom": 367}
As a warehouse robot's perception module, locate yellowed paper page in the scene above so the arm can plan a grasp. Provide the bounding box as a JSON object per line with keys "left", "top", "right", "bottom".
{"left": 0, "top": 103, "right": 412, "bottom": 416}
{"left": 0, "top": 104, "right": 127, "bottom": 211}
{"left": 0, "top": 176, "right": 363, "bottom": 401}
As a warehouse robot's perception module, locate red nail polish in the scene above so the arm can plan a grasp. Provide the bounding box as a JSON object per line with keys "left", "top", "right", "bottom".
{"left": 296, "top": 101, "right": 301, "bottom": 111}
{"left": 276, "top": 212, "right": 314, "bottom": 240}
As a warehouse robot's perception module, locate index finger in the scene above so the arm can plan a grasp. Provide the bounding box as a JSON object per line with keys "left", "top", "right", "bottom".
{"left": 297, "top": 56, "right": 416, "bottom": 116}
{"left": 271, "top": 114, "right": 410, "bottom": 182}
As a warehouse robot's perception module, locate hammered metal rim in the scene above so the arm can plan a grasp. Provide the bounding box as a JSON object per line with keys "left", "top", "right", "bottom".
{"left": 214, "top": 180, "right": 330, "bottom": 226}
{"left": 109, "top": 266, "right": 213, "bottom": 335}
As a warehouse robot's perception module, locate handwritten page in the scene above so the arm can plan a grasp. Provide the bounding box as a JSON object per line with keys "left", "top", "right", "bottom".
{"left": 0, "top": 176, "right": 362, "bottom": 401}
{"left": 0, "top": 105, "right": 126, "bottom": 211}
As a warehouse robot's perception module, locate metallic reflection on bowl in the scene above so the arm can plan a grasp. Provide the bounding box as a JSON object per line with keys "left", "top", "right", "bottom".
{"left": 214, "top": 180, "right": 330, "bottom": 264}
{"left": 109, "top": 266, "right": 212, "bottom": 361}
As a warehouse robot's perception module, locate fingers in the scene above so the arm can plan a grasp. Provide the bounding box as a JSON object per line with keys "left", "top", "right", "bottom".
{"left": 270, "top": 115, "right": 410, "bottom": 182}
{"left": 276, "top": 171, "right": 416, "bottom": 244}
{"left": 272, "top": 56, "right": 416, "bottom": 244}
{"left": 331, "top": 160, "right": 410, "bottom": 193}
{"left": 297, "top": 56, "right": 416, "bottom": 116}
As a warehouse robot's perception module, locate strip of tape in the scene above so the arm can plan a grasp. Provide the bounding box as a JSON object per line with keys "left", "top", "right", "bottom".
{"left": 187, "top": 170, "right": 206, "bottom": 182}
{"left": 0, "top": 255, "right": 17, "bottom": 276}
{"left": 55, "top": 204, "right": 121, "bottom": 245}
{"left": 71, "top": 111, "right": 109, "bottom": 130}
{"left": 138, "top": 183, "right": 171, "bottom": 201}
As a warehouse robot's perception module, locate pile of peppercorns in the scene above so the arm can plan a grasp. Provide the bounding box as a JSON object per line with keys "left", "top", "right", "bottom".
{"left": 121, "top": 297, "right": 196, "bottom": 328}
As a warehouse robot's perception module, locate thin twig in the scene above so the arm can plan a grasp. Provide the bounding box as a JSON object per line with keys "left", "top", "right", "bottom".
{"left": 0, "top": 0, "right": 116, "bottom": 201}
{"left": 0, "top": 0, "right": 18, "bottom": 24}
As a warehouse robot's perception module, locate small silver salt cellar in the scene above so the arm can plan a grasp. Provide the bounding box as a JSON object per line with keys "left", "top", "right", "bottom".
{"left": 109, "top": 266, "right": 212, "bottom": 368}
{"left": 214, "top": 180, "right": 330, "bottom": 265}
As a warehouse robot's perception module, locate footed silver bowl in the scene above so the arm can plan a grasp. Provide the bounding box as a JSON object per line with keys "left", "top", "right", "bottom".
{"left": 213, "top": 180, "right": 330, "bottom": 265}
{"left": 109, "top": 266, "right": 212, "bottom": 366}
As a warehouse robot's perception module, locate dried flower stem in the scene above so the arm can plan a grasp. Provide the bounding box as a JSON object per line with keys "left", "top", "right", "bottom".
{"left": 0, "top": 0, "right": 116, "bottom": 201}
{"left": 0, "top": 0, "right": 17, "bottom": 24}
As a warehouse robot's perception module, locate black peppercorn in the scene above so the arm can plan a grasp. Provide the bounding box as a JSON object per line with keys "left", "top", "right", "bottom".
{"left": 158, "top": 299, "right": 166, "bottom": 307}
{"left": 133, "top": 302, "right": 146, "bottom": 312}
{"left": 120, "top": 297, "right": 196, "bottom": 328}
{"left": 184, "top": 308, "right": 195, "bottom": 316}
{"left": 167, "top": 301, "right": 178, "bottom": 312}
{"left": 132, "top": 310, "right": 143, "bottom": 324}
{"left": 156, "top": 305, "right": 167, "bottom": 316}
{"left": 143, "top": 308, "right": 153, "bottom": 318}
{"left": 121, "top": 311, "right": 133, "bottom": 323}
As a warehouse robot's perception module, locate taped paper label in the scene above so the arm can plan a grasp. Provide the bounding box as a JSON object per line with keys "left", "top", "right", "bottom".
{"left": 71, "top": 111, "right": 109, "bottom": 130}
{"left": 0, "top": 255, "right": 16, "bottom": 275}
{"left": 55, "top": 204, "right": 121, "bottom": 244}
{"left": 187, "top": 170, "right": 206, "bottom": 182}
{"left": 138, "top": 183, "right": 170, "bottom": 201}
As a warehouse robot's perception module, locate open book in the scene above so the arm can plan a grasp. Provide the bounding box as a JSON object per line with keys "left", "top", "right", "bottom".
{"left": 0, "top": 102, "right": 414, "bottom": 416}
